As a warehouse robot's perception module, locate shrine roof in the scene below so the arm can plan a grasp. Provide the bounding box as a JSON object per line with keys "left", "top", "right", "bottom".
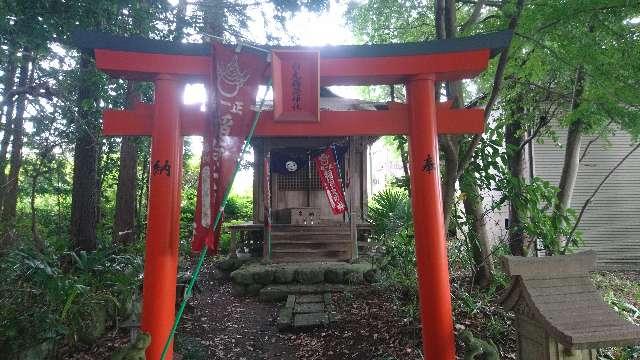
{"left": 71, "top": 30, "right": 512, "bottom": 59}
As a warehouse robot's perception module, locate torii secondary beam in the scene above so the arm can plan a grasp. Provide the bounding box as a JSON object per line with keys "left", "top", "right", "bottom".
{"left": 101, "top": 102, "right": 485, "bottom": 137}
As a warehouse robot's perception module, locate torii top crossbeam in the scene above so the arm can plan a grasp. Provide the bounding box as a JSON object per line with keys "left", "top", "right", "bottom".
{"left": 73, "top": 30, "right": 511, "bottom": 360}
{"left": 73, "top": 30, "right": 511, "bottom": 139}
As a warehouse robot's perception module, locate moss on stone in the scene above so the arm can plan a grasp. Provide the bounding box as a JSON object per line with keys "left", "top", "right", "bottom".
{"left": 253, "top": 269, "right": 275, "bottom": 285}
{"left": 245, "top": 283, "right": 264, "bottom": 296}
{"left": 345, "top": 270, "right": 365, "bottom": 285}
{"left": 295, "top": 268, "right": 325, "bottom": 284}
{"left": 231, "top": 283, "right": 248, "bottom": 297}
{"left": 231, "top": 269, "right": 255, "bottom": 285}
{"left": 75, "top": 305, "right": 107, "bottom": 345}
{"left": 324, "top": 268, "right": 345, "bottom": 284}
{"left": 273, "top": 268, "right": 296, "bottom": 283}
{"left": 364, "top": 268, "right": 380, "bottom": 283}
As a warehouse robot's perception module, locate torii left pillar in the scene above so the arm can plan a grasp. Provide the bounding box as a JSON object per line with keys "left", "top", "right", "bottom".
{"left": 141, "top": 75, "right": 183, "bottom": 360}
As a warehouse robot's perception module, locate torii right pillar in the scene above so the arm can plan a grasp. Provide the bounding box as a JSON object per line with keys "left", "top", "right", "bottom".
{"left": 407, "top": 74, "right": 456, "bottom": 359}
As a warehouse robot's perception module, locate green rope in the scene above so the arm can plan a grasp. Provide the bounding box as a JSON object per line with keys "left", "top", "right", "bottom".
{"left": 160, "top": 79, "right": 272, "bottom": 360}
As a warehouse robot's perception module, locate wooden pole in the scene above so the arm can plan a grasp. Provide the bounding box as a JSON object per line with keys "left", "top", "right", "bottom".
{"left": 407, "top": 74, "right": 455, "bottom": 359}
{"left": 141, "top": 75, "right": 183, "bottom": 360}
{"left": 263, "top": 152, "right": 272, "bottom": 260}
{"left": 348, "top": 137, "right": 358, "bottom": 260}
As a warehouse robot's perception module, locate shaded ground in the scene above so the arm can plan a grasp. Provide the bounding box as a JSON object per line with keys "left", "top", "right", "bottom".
{"left": 64, "top": 265, "right": 639, "bottom": 360}
{"left": 175, "top": 263, "right": 423, "bottom": 360}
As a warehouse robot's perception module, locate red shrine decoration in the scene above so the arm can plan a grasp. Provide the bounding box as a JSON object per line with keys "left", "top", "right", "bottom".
{"left": 314, "top": 147, "right": 347, "bottom": 215}
{"left": 191, "top": 43, "right": 269, "bottom": 253}
{"left": 75, "top": 29, "right": 511, "bottom": 360}
{"left": 272, "top": 50, "right": 320, "bottom": 122}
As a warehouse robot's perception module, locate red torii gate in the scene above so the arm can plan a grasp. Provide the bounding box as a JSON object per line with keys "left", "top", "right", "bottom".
{"left": 74, "top": 30, "right": 511, "bottom": 360}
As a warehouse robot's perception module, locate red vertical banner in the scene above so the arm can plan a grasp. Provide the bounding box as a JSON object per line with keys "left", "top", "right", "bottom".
{"left": 192, "top": 44, "right": 269, "bottom": 252}
{"left": 314, "top": 147, "right": 348, "bottom": 215}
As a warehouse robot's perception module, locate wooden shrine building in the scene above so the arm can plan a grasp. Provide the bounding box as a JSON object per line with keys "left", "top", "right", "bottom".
{"left": 242, "top": 94, "right": 379, "bottom": 263}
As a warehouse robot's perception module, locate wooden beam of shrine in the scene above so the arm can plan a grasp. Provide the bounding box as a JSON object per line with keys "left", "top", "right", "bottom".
{"left": 94, "top": 49, "right": 210, "bottom": 80}
{"left": 320, "top": 50, "right": 490, "bottom": 85}
{"left": 93, "top": 48, "right": 489, "bottom": 84}
{"left": 103, "top": 103, "right": 484, "bottom": 137}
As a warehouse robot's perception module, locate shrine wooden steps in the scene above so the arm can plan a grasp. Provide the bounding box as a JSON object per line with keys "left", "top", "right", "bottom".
{"left": 270, "top": 225, "right": 352, "bottom": 263}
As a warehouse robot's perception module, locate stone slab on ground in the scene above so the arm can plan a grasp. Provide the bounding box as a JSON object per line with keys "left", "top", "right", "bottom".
{"left": 259, "top": 283, "right": 356, "bottom": 302}
{"left": 296, "top": 294, "right": 323, "bottom": 303}
{"left": 278, "top": 293, "right": 336, "bottom": 331}
{"left": 294, "top": 302, "right": 324, "bottom": 313}
{"left": 294, "top": 312, "right": 330, "bottom": 328}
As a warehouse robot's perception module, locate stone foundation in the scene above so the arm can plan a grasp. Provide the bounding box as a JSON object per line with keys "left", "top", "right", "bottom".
{"left": 227, "top": 261, "right": 378, "bottom": 299}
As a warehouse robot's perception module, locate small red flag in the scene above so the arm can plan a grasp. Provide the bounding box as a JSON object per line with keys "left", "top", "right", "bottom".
{"left": 314, "top": 147, "right": 348, "bottom": 215}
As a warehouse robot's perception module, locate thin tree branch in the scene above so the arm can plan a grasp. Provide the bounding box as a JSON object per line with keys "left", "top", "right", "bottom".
{"left": 456, "top": 0, "right": 525, "bottom": 179}
{"left": 465, "top": 92, "right": 487, "bottom": 108}
{"left": 0, "top": 83, "right": 58, "bottom": 107}
{"left": 460, "top": 0, "right": 486, "bottom": 33}
{"left": 518, "top": 115, "right": 551, "bottom": 152}
{"left": 514, "top": 32, "right": 573, "bottom": 68}
{"left": 459, "top": 0, "right": 503, "bottom": 7}
{"left": 579, "top": 120, "right": 613, "bottom": 162}
{"left": 563, "top": 141, "right": 640, "bottom": 254}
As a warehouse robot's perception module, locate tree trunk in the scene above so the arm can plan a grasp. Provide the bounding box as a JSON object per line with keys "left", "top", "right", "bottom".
{"left": 136, "top": 143, "right": 150, "bottom": 239}
{"left": 70, "top": 49, "right": 100, "bottom": 251}
{"left": 0, "top": 49, "right": 18, "bottom": 215}
{"left": 505, "top": 98, "right": 527, "bottom": 256}
{"left": 173, "top": 0, "right": 188, "bottom": 41}
{"left": 30, "top": 171, "right": 43, "bottom": 252}
{"left": 553, "top": 67, "right": 586, "bottom": 253}
{"left": 95, "top": 140, "right": 104, "bottom": 225}
{"left": 461, "top": 177, "right": 494, "bottom": 287}
{"left": 436, "top": 1, "right": 466, "bottom": 233}
{"left": 113, "top": 81, "right": 139, "bottom": 245}
{"left": 441, "top": 138, "right": 459, "bottom": 229}
{"left": 1, "top": 50, "right": 32, "bottom": 225}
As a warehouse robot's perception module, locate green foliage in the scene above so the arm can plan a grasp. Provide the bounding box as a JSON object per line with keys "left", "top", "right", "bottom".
{"left": 496, "top": 176, "right": 581, "bottom": 254}
{"left": 367, "top": 187, "right": 418, "bottom": 314}
{"left": 347, "top": 0, "right": 435, "bottom": 43}
{"left": 593, "top": 272, "right": 640, "bottom": 359}
{"left": 224, "top": 194, "right": 253, "bottom": 222}
{"left": 0, "top": 246, "right": 142, "bottom": 356}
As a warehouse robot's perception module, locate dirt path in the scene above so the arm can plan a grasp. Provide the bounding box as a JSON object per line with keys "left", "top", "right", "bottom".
{"left": 65, "top": 262, "right": 424, "bottom": 360}
{"left": 175, "top": 263, "right": 423, "bottom": 360}
{"left": 176, "top": 265, "right": 298, "bottom": 360}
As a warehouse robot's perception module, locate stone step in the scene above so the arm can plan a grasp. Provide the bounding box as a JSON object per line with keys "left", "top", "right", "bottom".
{"left": 271, "top": 249, "right": 350, "bottom": 263}
{"left": 260, "top": 283, "right": 355, "bottom": 302}
{"left": 278, "top": 293, "right": 336, "bottom": 331}
{"left": 271, "top": 242, "right": 351, "bottom": 251}
{"left": 271, "top": 225, "right": 350, "bottom": 233}
{"left": 271, "top": 231, "right": 351, "bottom": 238}
{"left": 271, "top": 238, "right": 352, "bottom": 245}
{"left": 271, "top": 236, "right": 350, "bottom": 244}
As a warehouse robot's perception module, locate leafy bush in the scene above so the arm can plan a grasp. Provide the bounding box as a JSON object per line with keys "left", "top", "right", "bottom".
{"left": 0, "top": 246, "right": 143, "bottom": 357}
{"left": 179, "top": 191, "right": 254, "bottom": 255}
{"left": 593, "top": 272, "right": 640, "bottom": 360}
{"left": 495, "top": 175, "right": 581, "bottom": 255}
{"left": 367, "top": 187, "right": 417, "bottom": 312}
{"left": 224, "top": 194, "right": 253, "bottom": 222}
